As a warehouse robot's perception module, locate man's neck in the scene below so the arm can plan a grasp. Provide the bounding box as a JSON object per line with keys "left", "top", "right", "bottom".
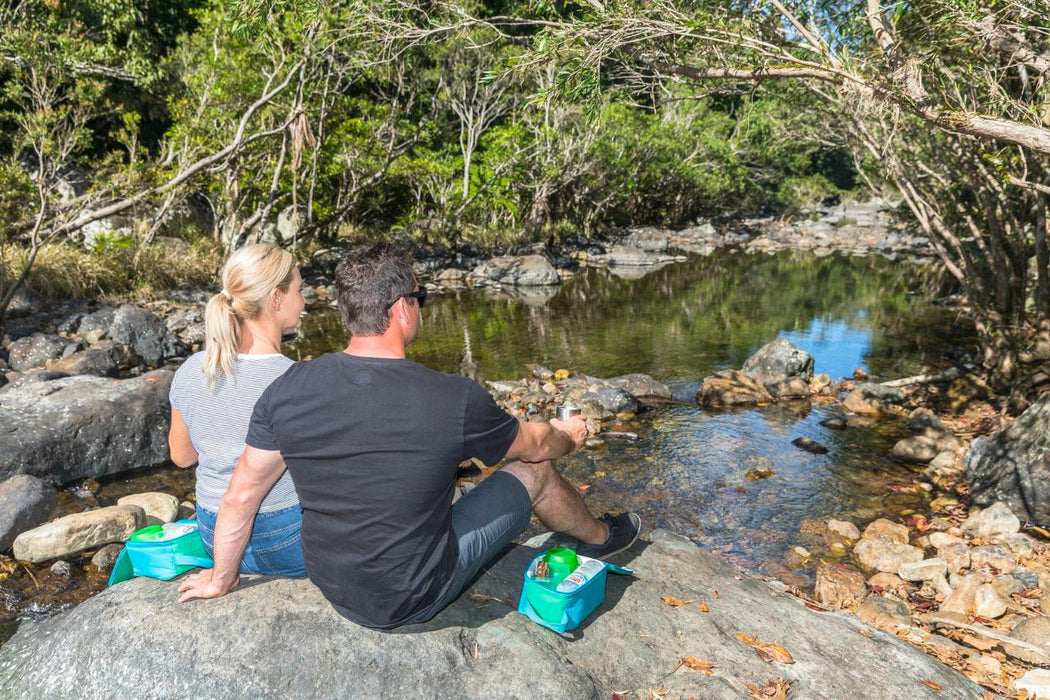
{"left": 344, "top": 334, "right": 407, "bottom": 359}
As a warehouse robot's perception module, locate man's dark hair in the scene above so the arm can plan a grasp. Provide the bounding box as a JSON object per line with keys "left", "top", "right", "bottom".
{"left": 334, "top": 243, "right": 416, "bottom": 336}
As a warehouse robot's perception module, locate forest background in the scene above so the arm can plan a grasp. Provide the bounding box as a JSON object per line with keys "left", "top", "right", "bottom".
{"left": 1, "top": 0, "right": 1049, "bottom": 403}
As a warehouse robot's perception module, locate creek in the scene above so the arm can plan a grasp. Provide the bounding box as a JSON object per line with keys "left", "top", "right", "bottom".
{"left": 1, "top": 248, "right": 974, "bottom": 632}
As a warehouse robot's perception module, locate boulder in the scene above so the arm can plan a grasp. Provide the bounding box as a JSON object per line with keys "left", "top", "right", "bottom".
{"left": 697, "top": 370, "right": 772, "bottom": 407}
{"left": 117, "top": 493, "right": 179, "bottom": 526}
{"left": 965, "top": 395, "right": 1050, "bottom": 524}
{"left": 0, "top": 475, "right": 57, "bottom": 551}
{"left": 814, "top": 562, "right": 866, "bottom": 609}
{"left": 593, "top": 387, "right": 638, "bottom": 414}
{"left": 6, "top": 333, "right": 76, "bottom": 371}
{"left": 108, "top": 305, "right": 187, "bottom": 367}
{"left": 843, "top": 382, "right": 903, "bottom": 416}
{"left": 741, "top": 339, "right": 814, "bottom": 389}
{"left": 0, "top": 369, "right": 173, "bottom": 483}
{"left": 46, "top": 341, "right": 139, "bottom": 377}
{"left": 604, "top": 374, "right": 672, "bottom": 400}
{"left": 898, "top": 558, "right": 947, "bottom": 582}
{"left": 12, "top": 504, "right": 145, "bottom": 563}
{"left": 472, "top": 256, "right": 560, "bottom": 286}
{"left": 856, "top": 595, "right": 912, "bottom": 631}
{"left": 960, "top": 501, "right": 1021, "bottom": 540}
{"left": 891, "top": 436, "right": 939, "bottom": 464}
{"left": 623, "top": 227, "right": 670, "bottom": 252}
{"left": 862, "top": 518, "right": 910, "bottom": 544}
{"left": 854, "top": 535, "right": 923, "bottom": 573}
{"left": 1004, "top": 616, "right": 1050, "bottom": 666}
{"left": 0, "top": 531, "right": 984, "bottom": 698}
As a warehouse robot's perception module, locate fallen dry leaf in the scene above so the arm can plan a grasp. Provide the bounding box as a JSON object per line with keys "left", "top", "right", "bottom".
{"left": 697, "top": 603, "right": 709, "bottom": 612}
{"left": 738, "top": 634, "right": 795, "bottom": 664}
{"left": 594, "top": 471, "right": 606, "bottom": 478}
{"left": 743, "top": 678, "right": 792, "bottom": 699}
{"left": 661, "top": 596, "right": 696, "bottom": 608}
{"left": 714, "top": 590, "right": 720, "bottom": 599}
{"left": 919, "top": 679, "right": 942, "bottom": 691}
{"left": 680, "top": 657, "right": 715, "bottom": 676}
{"left": 578, "top": 484, "right": 590, "bottom": 491}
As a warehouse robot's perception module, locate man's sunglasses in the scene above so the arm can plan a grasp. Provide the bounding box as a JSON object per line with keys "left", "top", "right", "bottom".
{"left": 391, "top": 288, "right": 427, "bottom": 309}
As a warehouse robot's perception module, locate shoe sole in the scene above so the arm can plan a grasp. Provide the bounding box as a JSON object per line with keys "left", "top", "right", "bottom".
{"left": 592, "top": 513, "right": 642, "bottom": 560}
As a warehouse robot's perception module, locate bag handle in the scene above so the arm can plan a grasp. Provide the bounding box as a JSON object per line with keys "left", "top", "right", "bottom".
{"left": 173, "top": 554, "right": 214, "bottom": 569}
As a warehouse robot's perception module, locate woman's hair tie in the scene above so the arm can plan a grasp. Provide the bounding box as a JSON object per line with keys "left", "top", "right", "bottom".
{"left": 220, "top": 288, "right": 233, "bottom": 301}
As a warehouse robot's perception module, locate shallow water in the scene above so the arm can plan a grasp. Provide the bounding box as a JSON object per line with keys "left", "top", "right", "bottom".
{"left": 292, "top": 250, "right": 971, "bottom": 583}
{"left": 1, "top": 249, "right": 973, "bottom": 630}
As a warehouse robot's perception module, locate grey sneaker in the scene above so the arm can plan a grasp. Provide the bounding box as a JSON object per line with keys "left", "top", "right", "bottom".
{"left": 575, "top": 512, "right": 641, "bottom": 560}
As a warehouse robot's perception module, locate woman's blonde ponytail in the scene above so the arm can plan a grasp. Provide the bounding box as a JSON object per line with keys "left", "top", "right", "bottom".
{"left": 201, "top": 244, "right": 296, "bottom": 385}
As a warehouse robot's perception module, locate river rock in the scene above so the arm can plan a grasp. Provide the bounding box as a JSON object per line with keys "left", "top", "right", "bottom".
{"left": 891, "top": 435, "right": 939, "bottom": 464}
{"left": 814, "top": 562, "right": 866, "bottom": 609}
{"left": 940, "top": 574, "right": 986, "bottom": 616}
{"left": 809, "top": 373, "right": 832, "bottom": 394}
{"left": 117, "top": 493, "right": 179, "bottom": 526}
{"left": 820, "top": 415, "right": 847, "bottom": 430}
{"left": 50, "top": 560, "right": 72, "bottom": 578}
{"left": 843, "top": 382, "right": 903, "bottom": 415}
{"left": 593, "top": 245, "right": 682, "bottom": 267}
{"left": 973, "top": 584, "right": 1009, "bottom": 619}
{"left": 927, "top": 450, "right": 956, "bottom": 473}
{"left": 593, "top": 387, "right": 638, "bottom": 414}
{"left": 827, "top": 519, "right": 861, "bottom": 542}
{"left": 0, "top": 369, "right": 173, "bottom": 483}
{"left": 0, "top": 475, "right": 57, "bottom": 551}
{"left": 6, "top": 333, "right": 76, "bottom": 371}
{"left": 965, "top": 395, "right": 1050, "bottom": 524}
{"left": 938, "top": 543, "right": 971, "bottom": 575}
{"left": 854, "top": 535, "right": 923, "bottom": 573}
{"left": 1004, "top": 616, "right": 1050, "bottom": 666}
{"left": 856, "top": 595, "right": 912, "bottom": 630}
{"left": 697, "top": 370, "right": 772, "bottom": 407}
{"left": 741, "top": 338, "right": 814, "bottom": 389}
{"left": 0, "top": 530, "right": 984, "bottom": 698}
{"left": 623, "top": 226, "right": 670, "bottom": 252}
{"left": 906, "top": 408, "right": 946, "bottom": 433}
{"left": 1014, "top": 669, "right": 1050, "bottom": 700}
{"left": 108, "top": 305, "right": 186, "bottom": 367}
{"left": 863, "top": 518, "right": 910, "bottom": 544}
{"left": 472, "top": 255, "right": 560, "bottom": 286}
{"left": 929, "top": 532, "right": 964, "bottom": 548}
{"left": 960, "top": 501, "right": 1021, "bottom": 540}
{"left": 867, "top": 572, "right": 913, "bottom": 596}
{"left": 791, "top": 437, "right": 828, "bottom": 454}
{"left": 12, "top": 504, "right": 145, "bottom": 563}
{"left": 998, "top": 533, "right": 1039, "bottom": 558}
{"left": 898, "top": 558, "right": 947, "bottom": 582}
{"left": 604, "top": 374, "right": 672, "bottom": 400}
{"left": 75, "top": 306, "right": 118, "bottom": 336}
{"left": 46, "top": 340, "right": 139, "bottom": 377}
{"left": 969, "top": 546, "right": 1016, "bottom": 573}
{"left": 91, "top": 543, "right": 124, "bottom": 572}
{"left": 769, "top": 376, "right": 812, "bottom": 399}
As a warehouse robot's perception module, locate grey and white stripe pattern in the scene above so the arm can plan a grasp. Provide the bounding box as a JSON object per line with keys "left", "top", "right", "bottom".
{"left": 169, "top": 351, "right": 299, "bottom": 513}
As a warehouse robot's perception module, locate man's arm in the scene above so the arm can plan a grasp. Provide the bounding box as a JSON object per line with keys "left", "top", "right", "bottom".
{"left": 177, "top": 445, "right": 286, "bottom": 602}
{"left": 503, "top": 415, "right": 588, "bottom": 463}
{"left": 168, "top": 409, "right": 199, "bottom": 468}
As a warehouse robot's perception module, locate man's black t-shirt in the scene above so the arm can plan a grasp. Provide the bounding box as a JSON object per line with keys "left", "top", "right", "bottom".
{"left": 245, "top": 352, "right": 520, "bottom": 628}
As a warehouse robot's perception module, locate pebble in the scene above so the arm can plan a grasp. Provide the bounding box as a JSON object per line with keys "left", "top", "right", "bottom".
{"left": 826, "top": 519, "right": 861, "bottom": 542}
{"left": 938, "top": 542, "right": 971, "bottom": 575}
{"left": 862, "top": 519, "right": 910, "bottom": 544}
{"left": 973, "top": 584, "right": 1008, "bottom": 619}
{"left": 91, "top": 543, "right": 123, "bottom": 572}
{"left": 50, "top": 560, "right": 72, "bottom": 578}
{"left": 898, "top": 558, "right": 947, "bottom": 582}
{"left": 854, "top": 535, "right": 923, "bottom": 573}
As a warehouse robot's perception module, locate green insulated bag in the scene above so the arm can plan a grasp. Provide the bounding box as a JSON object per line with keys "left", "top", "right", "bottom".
{"left": 517, "top": 548, "right": 632, "bottom": 634}
{"left": 107, "top": 520, "right": 213, "bottom": 586}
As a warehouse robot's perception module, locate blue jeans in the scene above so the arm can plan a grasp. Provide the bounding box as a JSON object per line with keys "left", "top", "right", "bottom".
{"left": 196, "top": 503, "right": 306, "bottom": 577}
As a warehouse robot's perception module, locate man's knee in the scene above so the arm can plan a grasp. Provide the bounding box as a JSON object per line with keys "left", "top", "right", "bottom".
{"left": 499, "top": 459, "right": 555, "bottom": 500}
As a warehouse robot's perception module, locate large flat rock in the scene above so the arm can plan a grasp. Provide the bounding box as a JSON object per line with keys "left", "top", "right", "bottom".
{"left": 0, "top": 369, "right": 172, "bottom": 484}
{"left": 0, "top": 531, "right": 981, "bottom": 698}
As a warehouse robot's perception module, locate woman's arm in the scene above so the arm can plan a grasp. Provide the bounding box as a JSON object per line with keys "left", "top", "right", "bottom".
{"left": 168, "top": 408, "right": 199, "bottom": 468}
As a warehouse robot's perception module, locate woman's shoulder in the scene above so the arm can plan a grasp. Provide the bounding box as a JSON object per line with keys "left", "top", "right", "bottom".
{"left": 172, "top": 351, "right": 206, "bottom": 382}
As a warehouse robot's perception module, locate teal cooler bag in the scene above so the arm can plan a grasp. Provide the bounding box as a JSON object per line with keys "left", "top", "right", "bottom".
{"left": 517, "top": 549, "right": 632, "bottom": 633}
{"left": 108, "top": 520, "right": 213, "bottom": 586}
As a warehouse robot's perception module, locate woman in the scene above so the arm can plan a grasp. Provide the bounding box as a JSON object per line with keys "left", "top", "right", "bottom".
{"left": 168, "top": 243, "right": 306, "bottom": 576}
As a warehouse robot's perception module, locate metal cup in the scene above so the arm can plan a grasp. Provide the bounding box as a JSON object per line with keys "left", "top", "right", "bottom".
{"left": 556, "top": 405, "right": 581, "bottom": 420}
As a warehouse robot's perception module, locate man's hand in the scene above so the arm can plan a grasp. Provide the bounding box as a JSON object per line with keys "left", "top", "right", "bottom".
{"left": 177, "top": 569, "right": 239, "bottom": 603}
{"left": 549, "top": 414, "right": 588, "bottom": 452}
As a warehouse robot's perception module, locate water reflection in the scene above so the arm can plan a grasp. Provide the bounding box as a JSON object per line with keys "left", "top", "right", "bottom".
{"left": 291, "top": 250, "right": 971, "bottom": 581}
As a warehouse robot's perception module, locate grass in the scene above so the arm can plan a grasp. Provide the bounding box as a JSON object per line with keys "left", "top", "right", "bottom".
{"left": 2, "top": 237, "right": 226, "bottom": 301}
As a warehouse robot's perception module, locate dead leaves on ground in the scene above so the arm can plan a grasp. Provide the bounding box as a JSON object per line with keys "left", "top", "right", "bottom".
{"left": 744, "top": 678, "right": 793, "bottom": 699}
{"left": 738, "top": 634, "right": 795, "bottom": 664}
{"left": 661, "top": 596, "right": 695, "bottom": 608}
{"left": 677, "top": 656, "right": 716, "bottom": 676}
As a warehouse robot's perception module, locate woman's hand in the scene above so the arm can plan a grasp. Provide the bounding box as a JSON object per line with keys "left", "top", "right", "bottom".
{"left": 177, "top": 569, "right": 240, "bottom": 602}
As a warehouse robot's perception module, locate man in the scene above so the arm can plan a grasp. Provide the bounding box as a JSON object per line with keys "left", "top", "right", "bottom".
{"left": 179, "top": 243, "right": 640, "bottom": 629}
